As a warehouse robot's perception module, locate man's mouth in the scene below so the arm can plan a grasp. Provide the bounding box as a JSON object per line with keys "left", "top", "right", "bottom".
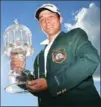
{"left": 47, "top": 26, "right": 53, "bottom": 29}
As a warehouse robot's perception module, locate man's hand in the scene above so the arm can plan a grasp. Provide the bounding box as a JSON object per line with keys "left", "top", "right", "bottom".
{"left": 26, "top": 78, "right": 48, "bottom": 92}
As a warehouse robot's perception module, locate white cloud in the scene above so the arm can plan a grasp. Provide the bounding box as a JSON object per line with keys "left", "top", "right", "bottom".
{"left": 93, "top": 76, "right": 100, "bottom": 96}
{"left": 93, "top": 76, "right": 100, "bottom": 81}
{"left": 64, "top": 3, "right": 100, "bottom": 53}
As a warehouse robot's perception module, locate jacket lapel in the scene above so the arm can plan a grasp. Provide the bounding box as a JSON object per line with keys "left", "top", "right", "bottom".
{"left": 38, "top": 50, "right": 46, "bottom": 78}
{"left": 46, "top": 32, "right": 65, "bottom": 76}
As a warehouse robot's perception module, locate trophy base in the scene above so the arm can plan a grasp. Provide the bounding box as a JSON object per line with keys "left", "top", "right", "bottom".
{"left": 5, "top": 82, "right": 28, "bottom": 94}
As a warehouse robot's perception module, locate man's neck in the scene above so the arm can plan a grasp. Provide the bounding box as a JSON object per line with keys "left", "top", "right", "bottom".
{"left": 48, "top": 31, "right": 61, "bottom": 43}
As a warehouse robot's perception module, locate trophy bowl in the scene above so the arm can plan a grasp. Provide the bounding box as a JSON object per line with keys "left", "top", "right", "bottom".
{"left": 3, "top": 19, "right": 34, "bottom": 93}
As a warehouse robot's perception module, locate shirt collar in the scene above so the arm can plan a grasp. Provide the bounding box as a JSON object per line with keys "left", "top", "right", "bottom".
{"left": 40, "top": 31, "right": 61, "bottom": 45}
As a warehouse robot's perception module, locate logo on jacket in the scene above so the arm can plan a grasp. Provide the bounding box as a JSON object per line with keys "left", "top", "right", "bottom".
{"left": 52, "top": 49, "right": 67, "bottom": 63}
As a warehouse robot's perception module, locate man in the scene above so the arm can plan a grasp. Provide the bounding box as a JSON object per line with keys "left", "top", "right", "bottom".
{"left": 11, "top": 3, "right": 101, "bottom": 107}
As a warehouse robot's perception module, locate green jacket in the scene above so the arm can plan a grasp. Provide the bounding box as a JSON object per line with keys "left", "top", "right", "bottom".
{"left": 29, "top": 28, "right": 101, "bottom": 106}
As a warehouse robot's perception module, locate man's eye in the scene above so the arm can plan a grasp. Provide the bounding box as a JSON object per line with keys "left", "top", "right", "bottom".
{"left": 50, "top": 16, "right": 54, "bottom": 18}
{"left": 40, "top": 19, "right": 45, "bottom": 23}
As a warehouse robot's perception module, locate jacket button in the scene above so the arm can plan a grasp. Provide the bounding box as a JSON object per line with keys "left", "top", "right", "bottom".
{"left": 62, "top": 88, "right": 67, "bottom": 93}
{"left": 57, "top": 91, "right": 61, "bottom": 95}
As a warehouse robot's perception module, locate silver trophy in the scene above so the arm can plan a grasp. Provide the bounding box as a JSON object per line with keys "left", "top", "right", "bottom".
{"left": 3, "top": 19, "right": 34, "bottom": 93}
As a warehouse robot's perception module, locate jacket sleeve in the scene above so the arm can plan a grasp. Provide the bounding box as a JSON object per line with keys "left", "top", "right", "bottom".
{"left": 30, "top": 53, "right": 51, "bottom": 97}
{"left": 29, "top": 54, "right": 40, "bottom": 96}
{"left": 33, "top": 53, "right": 46, "bottom": 79}
{"left": 47, "top": 28, "right": 100, "bottom": 96}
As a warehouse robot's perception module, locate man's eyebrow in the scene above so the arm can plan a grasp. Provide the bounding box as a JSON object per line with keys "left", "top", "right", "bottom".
{"left": 39, "top": 16, "right": 43, "bottom": 19}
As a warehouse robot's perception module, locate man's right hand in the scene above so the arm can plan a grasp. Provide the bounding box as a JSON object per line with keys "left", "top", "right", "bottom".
{"left": 26, "top": 78, "right": 48, "bottom": 92}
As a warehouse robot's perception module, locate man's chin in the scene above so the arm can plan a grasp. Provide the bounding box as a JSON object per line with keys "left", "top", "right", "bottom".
{"left": 46, "top": 31, "right": 56, "bottom": 36}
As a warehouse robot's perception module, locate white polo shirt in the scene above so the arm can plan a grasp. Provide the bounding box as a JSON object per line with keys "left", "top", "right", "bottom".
{"left": 44, "top": 31, "right": 61, "bottom": 76}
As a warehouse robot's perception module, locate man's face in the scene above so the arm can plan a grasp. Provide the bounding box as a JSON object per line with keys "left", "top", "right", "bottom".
{"left": 39, "top": 10, "right": 62, "bottom": 36}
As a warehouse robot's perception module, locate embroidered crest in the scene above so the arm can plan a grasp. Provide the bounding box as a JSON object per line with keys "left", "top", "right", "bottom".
{"left": 52, "top": 49, "right": 67, "bottom": 63}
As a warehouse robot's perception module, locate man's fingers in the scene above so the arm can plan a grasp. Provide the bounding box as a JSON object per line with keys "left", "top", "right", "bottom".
{"left": 26, "top": 80, "right": 41, "bottom": 90}
{"left": 26, "top": 78, "right": 48, "bottom": 92}
{"left": 26, "top": 85, "right": 41, "bottom": 92}
{"left": 27, "top": 80, "right": 37, "bottom": 86}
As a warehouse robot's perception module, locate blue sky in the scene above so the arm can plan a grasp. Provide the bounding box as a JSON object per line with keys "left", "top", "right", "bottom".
{"left": 1, "top": 0, "right": 100, "bottom": 106}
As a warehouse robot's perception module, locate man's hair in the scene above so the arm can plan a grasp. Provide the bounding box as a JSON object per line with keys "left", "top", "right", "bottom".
{"left": 56, "top": 13, "right": 60, "bottom": 19}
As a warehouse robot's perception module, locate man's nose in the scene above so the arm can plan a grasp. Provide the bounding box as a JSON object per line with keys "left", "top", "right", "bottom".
{"left": 45, "top": 17, "right": 51, "bottom": 24}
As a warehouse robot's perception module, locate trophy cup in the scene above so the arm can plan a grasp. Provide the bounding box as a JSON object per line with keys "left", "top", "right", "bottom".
{"left": 3, "top": 19, "right": 34, "bottom": 93}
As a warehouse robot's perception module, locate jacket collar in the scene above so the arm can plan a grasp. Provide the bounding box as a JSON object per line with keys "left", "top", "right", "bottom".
{"left": 40, "top": 31, "right": 64, "bottom": 45}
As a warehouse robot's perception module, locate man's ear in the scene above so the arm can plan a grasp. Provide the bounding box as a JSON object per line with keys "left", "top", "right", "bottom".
{"left": 60, "top": 16, "right": 63, "bottom": 24}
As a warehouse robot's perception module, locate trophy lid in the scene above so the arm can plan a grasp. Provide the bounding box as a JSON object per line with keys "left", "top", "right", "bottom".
{"left": 3, "top": 19, "right": 34, "bottom": 56}
{"left": 4, "top": 19, "right": 32, "bottom": 35}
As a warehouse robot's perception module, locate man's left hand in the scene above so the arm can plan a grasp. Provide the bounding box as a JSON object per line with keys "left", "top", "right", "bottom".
{"left": 26, "top": 78, "right": 48, "bottom": 92}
